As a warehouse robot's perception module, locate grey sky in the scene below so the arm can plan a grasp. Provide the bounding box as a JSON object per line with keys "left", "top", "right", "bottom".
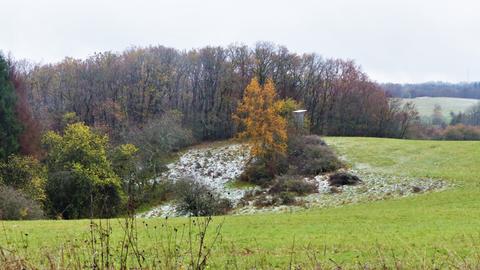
{"left": 1, "top": 0, "right": 479, "bottom": 83}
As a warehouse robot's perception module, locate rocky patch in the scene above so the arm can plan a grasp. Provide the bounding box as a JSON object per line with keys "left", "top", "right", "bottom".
{"left": 138, "top": 142, "right": 449, "bottom": 218}
{"left": 137, "top": 143, "right": 254, "bottom": 218}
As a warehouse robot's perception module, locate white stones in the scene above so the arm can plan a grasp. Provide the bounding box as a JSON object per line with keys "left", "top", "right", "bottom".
{"left": 138, "top": 142, "right": 449, "bottom": 218}
{"left": 232, "top": 168, "right": 449, "bottom": 214}
{"left": 137, "top": 204, "right": 176, "bottom": 218}
{"left": 164, "top": 144, "right": 251, "bottom": 202}
{"left": 137, "top": 143, "right": 253, "bottom": 218}
{"left": 306, "top": 169, "right": 448, "bottom": 209}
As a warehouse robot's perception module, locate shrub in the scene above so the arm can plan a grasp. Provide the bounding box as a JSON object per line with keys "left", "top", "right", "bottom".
{"left": 0, "top": 186, "right": 44, "bottom": 220}
{"left": 288, "top": 135, "right": 343, "bottom": 175}
{"left": 173, "top": 179, "right": 232, "bottom": 216}
{"left": 126, "top": 111, "right": 195, "bottom": 179}
{"left": 253, "top": 193, "right": 278, "bottom": 208}
{"left": 253, "top": 191, "right": 296, "bottom": 207}
{"left": 239, "top": 160, "right": 275, "bottom": 186}
{"left": 43, "top": 123, "right": 125, "bottom": 219}
{"left": 0, "top": 155, "right": 46, "bottom": 203}
{"left": 136, "top": 180, "right": 176, "bottom": 208}
{"left": 269, "top": 175, "right": 318, "bottom": 196}
{"left": 441, "top": 124, "right": 480, "bottom": 140}
{"left": 328, "top": 172, "right": 362, "bottom": 186}
{"left": 278, "top": 192, "right": 296, "bottom": 205}
{"left": 45, "top": 170, "right": 124, "bottom": 219}
{"left": 300, "top": 135, "right": 327, "bottom": 146}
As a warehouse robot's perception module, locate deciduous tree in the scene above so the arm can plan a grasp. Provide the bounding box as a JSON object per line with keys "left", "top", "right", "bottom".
{"left": 42, "top": 122, "right": 124, "bottom": 218}
{"left": 234, "top": 77, "right": 287, "bottom": 174}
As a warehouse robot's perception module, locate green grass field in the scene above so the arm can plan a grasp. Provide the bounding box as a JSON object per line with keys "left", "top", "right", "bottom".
{"left": 401, "top": 97, "right": 479, "bottom": 122}
{"left": 3, "top": 137, "right": 480, "bottom": 268}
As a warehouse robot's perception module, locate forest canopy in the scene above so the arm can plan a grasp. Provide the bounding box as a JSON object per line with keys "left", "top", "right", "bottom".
{"left": 17, "top": 43, "right": 416, "bottom": 142}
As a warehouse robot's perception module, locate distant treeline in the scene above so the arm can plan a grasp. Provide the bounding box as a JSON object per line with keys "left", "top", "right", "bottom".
{"left": 383, "top": 82, "right": 480, "bottom": 99}
{"left": 15, "top": 43, "right": 417, "bottom": 142}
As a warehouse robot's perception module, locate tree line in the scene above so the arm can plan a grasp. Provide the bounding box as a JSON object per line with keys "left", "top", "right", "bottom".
{"left": 18, "top": 43, "right": 417, "bottom": 143}
{"left": 383, "top": 82, "right": 480, "bottom": 99}
{"left": 0, "top": 45, "right": 422, "bottom": 219}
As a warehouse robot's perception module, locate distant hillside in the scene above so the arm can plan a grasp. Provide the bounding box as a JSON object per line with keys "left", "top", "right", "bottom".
{"left": 383, "top": 82, "right": 480, "bottom": 99}
{"left": 401, "top": 97, "right": 479, "bottom": 122}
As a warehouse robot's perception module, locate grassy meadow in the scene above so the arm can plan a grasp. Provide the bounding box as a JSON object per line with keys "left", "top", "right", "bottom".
{"left": 3, "top": 137, "right": 480, "bottom": 268}
{"left": 401, "top": 97, "right": 479, "bottom": 122}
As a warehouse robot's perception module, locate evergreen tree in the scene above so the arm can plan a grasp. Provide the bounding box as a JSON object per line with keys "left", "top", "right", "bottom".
{"left": 0, "top": 55, "right": 22, "bottom": 160}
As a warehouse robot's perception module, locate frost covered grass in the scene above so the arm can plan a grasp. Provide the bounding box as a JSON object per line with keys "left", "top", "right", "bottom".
{"left": 3, "top": 137, "right": 480, "bottom": 268}
{"left": 234, "top": 168, "right": 448, "bottom": 215}
{"left": 139, "top": 137, "right": 447, "bottom": 217}
{"left": 138, "top": 142, "right": 253, "bottom": 218}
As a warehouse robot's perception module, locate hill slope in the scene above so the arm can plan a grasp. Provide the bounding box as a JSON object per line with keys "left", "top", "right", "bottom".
{"left": 3, "top": 137, "right": 480, "bottom": 268}
{"left": 401, "top": 96, "right": 478, "bottom": 121}
{"left": 138, "top": 140, "right": 446, "bottom": 218}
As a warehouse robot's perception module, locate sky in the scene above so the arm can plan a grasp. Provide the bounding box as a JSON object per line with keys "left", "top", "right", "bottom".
{"left": 1, "top": 0, "right": 479, "bottom": 83}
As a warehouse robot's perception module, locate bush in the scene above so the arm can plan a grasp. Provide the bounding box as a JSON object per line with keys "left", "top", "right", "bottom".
{"left": 278, "top": 192, "right": 296, "bottom": 205}
{"left": 288, "top": 135, "right": 343, "bottom": 175}
{"left": 253, "top": 191, "right": 296, "bottom": 207}
{"left": 136, "top": 180, "right": 176, "bottom": 208}
{"left": 328, "top": 172, "right": 362, "bottom": 186}
{"left": 0, "top": 155, "right": 46, "bottom": 203}
{"left": 269, "top": 175, "right": 318, "bottom": 196}
{"left": 45, "top": 170, "right": 124, "bottom": 219}
{"left": 239, "top": 160, "right": 275, "bottom": 186}
{"left": 441, "top": 124, "right": 480, "bottom": 140}
{"left": 0, "top": 186, "right": 44, "bottom": 220}
{"left": 43, "top": 123, "right": 125, "bottom": 219}
{"left": 296, "top": 145, "right": 341, "bottom": 174}
{"left": 173, "top": 179, "right": 232, "bottom": 216}
{"left": 253, "top": 193, "right": 278, "bottom": 208}
{"left": 126, "top": 111, "right": 195, "bottom": 179}
{"left": 300, "top": 135, "right": 327, "bottom": 146}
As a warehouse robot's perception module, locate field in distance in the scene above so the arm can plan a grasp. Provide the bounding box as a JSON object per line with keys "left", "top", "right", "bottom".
{"left": 401, "top": 96, "right": 479, "bottom": 122}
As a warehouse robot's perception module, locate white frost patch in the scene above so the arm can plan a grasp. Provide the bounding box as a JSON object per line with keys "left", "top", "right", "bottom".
{"left": 138, "top": 142, "right": 449, "bottom": 218}
{"left": 137, "top": 204, "right": 176, "bottom": 218}
{"left": 137, "top": 143, "right": 252, "bottom": 218}
{"left": 303, "top": 169, "right": 449, "bottom": 208}
{"left": 234, "top": 169, "right": 449, "bottom": 214}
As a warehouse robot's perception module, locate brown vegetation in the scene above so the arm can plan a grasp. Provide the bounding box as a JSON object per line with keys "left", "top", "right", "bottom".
{"left": 20, "top": 43, "right": 417, "bottom": 142}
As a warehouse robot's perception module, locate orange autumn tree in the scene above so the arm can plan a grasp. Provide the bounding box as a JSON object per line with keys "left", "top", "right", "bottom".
{"left": 234, "top": 77, "right": 287, "bottom": 174}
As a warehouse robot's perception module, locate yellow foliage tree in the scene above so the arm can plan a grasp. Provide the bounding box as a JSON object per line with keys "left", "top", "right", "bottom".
{"left": 234, "top": 77, "right": 287, "bottom": 173}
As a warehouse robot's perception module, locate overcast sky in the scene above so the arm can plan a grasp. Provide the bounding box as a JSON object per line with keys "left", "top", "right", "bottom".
{"left": 1, "top": 0, "right": 479, "bottom": 83}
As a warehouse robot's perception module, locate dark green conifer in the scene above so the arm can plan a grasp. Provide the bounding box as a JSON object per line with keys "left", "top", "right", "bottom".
{"left": 0, "top": 54, "right": 22, "bottom": 160}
